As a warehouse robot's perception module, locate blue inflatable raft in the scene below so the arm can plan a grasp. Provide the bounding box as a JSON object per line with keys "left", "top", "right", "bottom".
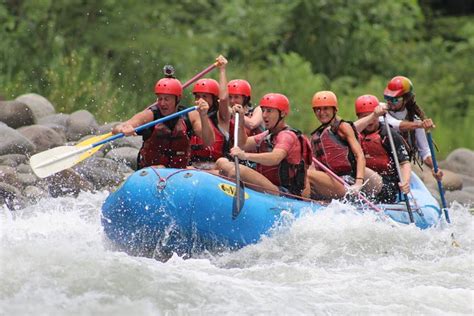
{"left": 101, "top": 167, "right": 441, "bottom": 258}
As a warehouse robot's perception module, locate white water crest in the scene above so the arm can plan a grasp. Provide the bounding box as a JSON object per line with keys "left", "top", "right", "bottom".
{"left": 1, "top": 192, "right": 472, "bottom": 315}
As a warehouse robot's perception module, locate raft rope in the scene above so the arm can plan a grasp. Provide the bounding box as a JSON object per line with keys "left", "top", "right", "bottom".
{"left": 148, "top": 167, "right": 418, "bottom": 215}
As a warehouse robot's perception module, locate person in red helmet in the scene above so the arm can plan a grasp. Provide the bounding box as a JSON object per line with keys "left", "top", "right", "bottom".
{"left": 216, "top": 93, "right": 312, "bottom": 196}
{"left": 227, "top": 79, "right": 264, "bottom": 136}
{"left": 308, "top": 91, "right": 382, "bottom": 200}
{"left": 189, "top": 55, "right": 233, "bottom": 168}
{"left": 112, "top": 77, "right": 214, "bottom": 169}
{"left": 355, "top": 94, "right": 411, "bottom": 203}
{"left": 381, "top": 75, "right": 443, "bottom": 180}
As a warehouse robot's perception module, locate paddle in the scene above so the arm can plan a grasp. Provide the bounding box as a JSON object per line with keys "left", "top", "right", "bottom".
{"left": 30, "top": 106, "right": 198, "bottom": 178}
{"left": 232, "top": 113, "right": 246, "bottom": 219}
{"left": 143, "top": 62, "right": 218, "bottom": 110}
{"left": 312, "top": 157, "right": 383, "bottom": 213}
{"left": 383, "top": 115, "right": 415, "bottom": 223}
{"left": 426, "top": 132, "right": 451, "bottom": 223}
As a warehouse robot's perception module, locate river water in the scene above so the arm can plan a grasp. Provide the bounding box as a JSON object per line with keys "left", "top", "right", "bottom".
{"left": 1, "top": 191, "right": 472, "bottom": 315}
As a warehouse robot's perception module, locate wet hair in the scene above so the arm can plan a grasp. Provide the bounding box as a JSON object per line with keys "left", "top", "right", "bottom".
{"left": 404, "top": 93, "right": 426, "bottom": 121}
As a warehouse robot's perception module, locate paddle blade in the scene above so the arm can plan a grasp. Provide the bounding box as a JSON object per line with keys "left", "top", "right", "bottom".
{"left": 30, "top": 145, "right": 92, "bottom": 178}
{"left": 75, "top": 133, "right": 112, "bottom": 163}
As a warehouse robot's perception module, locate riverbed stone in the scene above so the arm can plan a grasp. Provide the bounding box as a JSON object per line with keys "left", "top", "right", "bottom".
{"left": 17, "top": 125, "right": 66, "bottom": 153}
{"left": 66, "top": 110, "right": 99, "bottom": 141}
{"left": 0, "top": 125, "right": 36, "bottom": 156}
{"left": 74, "top": 157, "right": 133, "bottom": 189}
{"left": 15, "top": 93, "right": 56, "bottom": 122}
{"left": 0, "top": 154, "right": 28, "bottom": 168}
{"left": 105, "top": 147, "right": 139, "bottom": 170}
{"left": 0, "top": 100, "right": 34, "bottom": 128}
{"left": 444, "top": 148, "right": 474, "bottom": 177}
{"left": 0, "top": 182, "right": 26, "bottom": 210}
{"left": 45, "top": 169, "right": 94, "bottom": 198}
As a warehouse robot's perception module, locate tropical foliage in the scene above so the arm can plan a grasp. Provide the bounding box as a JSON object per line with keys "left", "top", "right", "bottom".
{"left": 1, "top": 0, "right": 473, "bottom": 157}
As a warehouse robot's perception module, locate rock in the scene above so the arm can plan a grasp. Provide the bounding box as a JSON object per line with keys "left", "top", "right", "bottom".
{"left": 460, "top": 175, "right": 474, "bottom": 187}
{"left": 105, "top": 147, "right": 139, "bottom": 170}
{"left": 444, "top": 148, "right": 474, "bottom": 177}
{"left": 412, "top": 163, "right": 462, "bottom": 191}
{"left": 0, "top": 154, "right": 28, "bottom": 167}
{"left": 0, "top": 100, "right": 34, "bottom": 128}
{"left": 38, "top": 123, "right": 68, "bottom": 140}
{"left": 74, "top": 157, "right": 133, "bottom": 189}
{"left": 15, "top": 93, "right": 55, "bottom": 122}
{"left": 0, "top": 182, "right": 26, "bottom": 210}
{"left": 16, "top": 163, "right": 33, "bottom": 174}
{"left": 45, "top": 169, "right": 94, "bottom": 198}
{"left": 0, "top": 125, "right": 36, "bottom": 156}
{"left": 66, "top": 110, "right": 99, "bottom": 141}
{"left": 445, "top": 190, "right": 474, "bottom": 206}
{"left": 17, "top": 173, "right": 38, "bottom": 188}
{"left": 100, "top": 135, "right": 143, "bottom": 154}
{"left": 38, "top": 113, "right": 70, "bottom": 127}
{"left": 0, "top": 165, "right": 19, "bottom": 186}
{"left": 463, "top": 186, "right": 474, "bottom": 194}
{"left": 17, "top": 125, "right": 66, "bottom": 153}
{"left": 23, "top": 185, "right": 49, "bottom": 202}
{"left": 97, "top": 122, "right": 120, "bottom": 135}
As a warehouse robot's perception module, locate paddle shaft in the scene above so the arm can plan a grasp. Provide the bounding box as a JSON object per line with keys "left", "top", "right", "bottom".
{"left": 383, "top": 116, "right": 415, "bottom": 223}
{"left": 312, "top": 157, "right": 383, "bottom": 213}
{"left": 232, "top": 113, "right": 242, "bottom": 219}
{"left": 426, "top": 132, "right": 451, "bottom": 223}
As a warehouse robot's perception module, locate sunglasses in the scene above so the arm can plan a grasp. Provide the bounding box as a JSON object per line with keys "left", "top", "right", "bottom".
{"left": 384, "top": 95, "right": 403, "bottom": 105}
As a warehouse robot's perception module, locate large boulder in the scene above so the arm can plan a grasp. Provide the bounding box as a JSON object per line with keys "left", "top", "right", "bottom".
{"left": 412, "top": 163, "right": 462, "bottom": 191}
{"left": 0, "top": 165, "right": 19, "bottom": 186}
{"left": 17, "top": 125, "right": 66, "bottom": 153}
{"left": 0, "top": 100, "right": 34, "bottom": 128}
{"left": 15, "top": 93, "right": 55, "bottom": 122}
{"left": 97, "top": 122, "right": 120, "bottom": 135}
{"left": 105, "top": 147, "right": 139, "bottom": 170}
{"left": 38, "top": 113, "right": 70, "bottom": 128}
{"left": 443, "top": 148, "right": 474, "bottom": 177}
{"left": 445, "top": 190, "right": 474, "bottom": 206}
{"left": 74, "top": 157, "right": 133, "bottom": 189}
{"left": 45, "top": 168, "right": 94, "bottom": 198}
{"left": 66, "top": 110, "right": 99, "bottom": 141}
{"left": 0, "top": 125, "right": 36, "bottom": 156}
{"left": 0, "top": 154, "right": 28, "bottom": 167}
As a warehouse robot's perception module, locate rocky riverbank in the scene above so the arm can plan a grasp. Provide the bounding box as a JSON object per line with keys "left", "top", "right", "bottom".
{"left": 1, "top": 93, "right": 473, "bottom": 211}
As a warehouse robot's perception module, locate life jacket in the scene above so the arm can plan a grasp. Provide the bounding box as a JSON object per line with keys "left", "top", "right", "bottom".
{"left": 189, "top": 110, "right": 234, "bottom": 163}
{"left": 256, "top": 127, "right": 312, "bottom": 196}
{"left": 387, "top": 112, "right": 421, "bottom": 167}
{"left": 311, "top": 119, "right": 357, "bottom": 176}
{"left": 137, "top": 105, "right": 193, "bottom": 169}
{"left": 359, "top": 126, "right": 393, "bottom": 177}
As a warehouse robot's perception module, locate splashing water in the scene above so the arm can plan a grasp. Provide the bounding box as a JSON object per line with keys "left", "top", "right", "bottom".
{"left": 0, "top": 192, "right": 472, "bottom": 315}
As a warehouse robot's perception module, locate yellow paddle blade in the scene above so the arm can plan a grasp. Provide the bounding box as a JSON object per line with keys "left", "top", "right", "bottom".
{"left": 76, "top": 132, "right": 113, "bottom": 163}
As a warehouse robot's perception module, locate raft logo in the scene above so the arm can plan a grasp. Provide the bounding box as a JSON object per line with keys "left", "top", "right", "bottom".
{"left": 218, "top": 183, "right": 249, "bottom": 199}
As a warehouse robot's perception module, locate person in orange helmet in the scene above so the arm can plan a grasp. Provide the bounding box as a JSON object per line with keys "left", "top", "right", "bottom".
{"left": 308, "top": 91, "right": 382, "bottom": 200}
{"left": 216, "top": 93, "right": 312, "bottom": 196}
{"left": 112, "top": 77, "right": 214, "bottom": 169}
{"left": 355, "top": 94, "right": 411, "bottom": 203}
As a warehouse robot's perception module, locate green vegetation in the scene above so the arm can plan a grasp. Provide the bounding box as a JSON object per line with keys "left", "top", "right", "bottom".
{"left": 1, "top": 0, "right": 472, "bottom": 157}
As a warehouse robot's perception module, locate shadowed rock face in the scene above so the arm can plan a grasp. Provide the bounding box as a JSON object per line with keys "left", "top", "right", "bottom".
{"left": 0, "top": 125, "right": 36, "bottom": 156}
{"left": 0, "top": 100, "right": 35, "bottom": 128}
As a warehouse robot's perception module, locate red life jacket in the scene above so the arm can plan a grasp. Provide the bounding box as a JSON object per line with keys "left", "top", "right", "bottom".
{"left": 190, "top": 111, "right": 233, "bottom": 162}
{"left": 256, "top": 127, "right": 312, "bottom": 196}
{"left": 311, "top": 119, "right": 356, "bottom": 175}
{"left": 138, "top": 107, "right": 192, "bottom": 169}
{"left": 359, "top": 128, "right": 393, "bottom": 177}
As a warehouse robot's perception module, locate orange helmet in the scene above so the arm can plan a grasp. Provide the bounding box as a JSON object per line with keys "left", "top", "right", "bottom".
{"left": 384, "top": 76, "right": 413, "bottom": 97}
{"left": 154, "top": 78, "right": 182, "bottom": 98}
{"left": 228, "top": 79, "right": 251, "bottom": 97}
{"left": 192, "top": 78, "right": 219, "bottom": 97}
{"left": 259, "top": 93, "right": 290, "bottom": 115}
{"left": 312, "top": 91, "right": 338, "bottom": 109}
{"left": 355, "top": 95, "right": 379, "bottom": 115}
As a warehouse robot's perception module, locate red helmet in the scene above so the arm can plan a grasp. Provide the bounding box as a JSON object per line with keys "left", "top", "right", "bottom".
{"left": 154, "top": 78, "right": 182, "bottom": 98}
{"left": 384, "top": 76, "right": 413, "bottom": 97}
{"left": 312, "top": 91, "right": 338, "bottom": 110}
{"left": 355, "top": 95, "right": 379, "bottom": 115}
{"left": 192, "top": 78, "right": 219, "bottom": 97}
{"left": 228, "top": 79, "right": 251, "bottom": 97}
{"left": 259, "top": 93, "right": 290, "bottom": 115}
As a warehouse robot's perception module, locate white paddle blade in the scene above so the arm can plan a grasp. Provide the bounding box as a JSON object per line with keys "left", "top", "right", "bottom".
{"left": 30, "top": 145, "right": 93, "bottom": 178}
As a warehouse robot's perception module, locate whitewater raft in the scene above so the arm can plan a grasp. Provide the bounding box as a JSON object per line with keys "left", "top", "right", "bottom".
{"left": 101, "top": 167, "right": 441, "bottom": 258}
